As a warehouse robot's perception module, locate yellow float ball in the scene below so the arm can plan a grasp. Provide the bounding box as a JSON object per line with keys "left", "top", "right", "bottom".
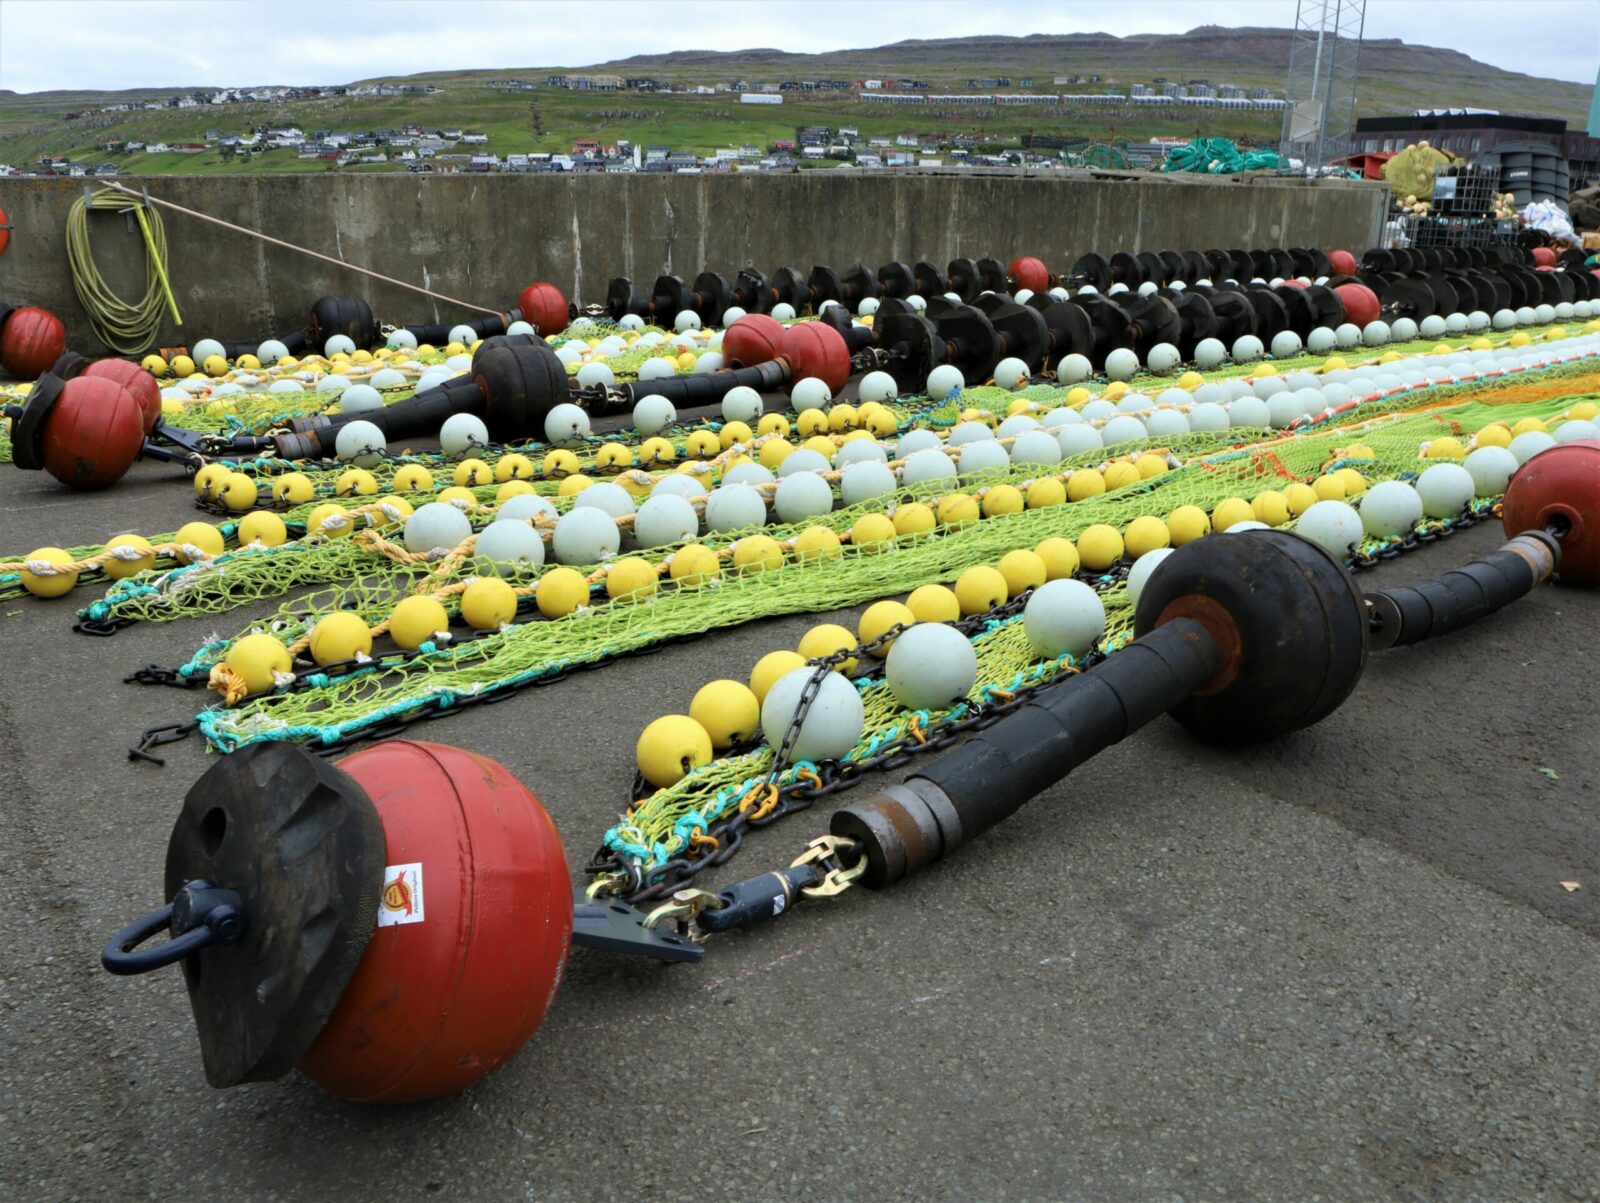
{"left": 828, "top": 404, "right": 858, "bottom": 432}
{"left": 1250, "top": 363, "right": 1277, "bottom": 379}
{"left": 794, "top": 526, "right": 842, "bottom": 561}
{"left": 193, "top": 463, "right": 230, "bottom": 501}
{"left": 1077, "top": 524, "right": 1124, "bottom": 571}
{"left": 535, "top": 566, "right": 591, "bottom": 617}
{"left": 1312, "top": 474, "right": 1346, "bottom": 501}
{"left": 1123, "top": 515, "right": 1171, "bottom": 558}
{"left": 543, "top": 449, "right": 581, "bottom": 476}
{"left": 1431, "top": 342, "right": 1453, "bottom": 356}
{"left": 224, "top": 633, "right": 290, "bottom": 695}
{"left": 203, "top": 354, "right": 228, "bottom": 377}
{"left": 1035, "top": 537, "right": 1080, "bottom": 580}
{"left": 750, "top": 650, "right": 808, "bottom": 704}
{"left": 892, "top": 503, "right": 936, "bottom": 537}
{"left": 636, "top": 715, "right": 713, "bottom": 788}
{"left": 936, "top": 493, "right": 980, "bottom": 527}
{"left": 104, "top": 534, "right": 156, "bottom": 579}
{"left": 719, "top": 421, "right": 754, "bottom": 450}
{"left": 1066, "top": 468, "right": 1106, "bottom": 501}
{"left": 954, "top": 565, "right": 1009, "bottom": 615}
{"left": 454, "top": 459, "right": 492, "bottom": 487}
{"left": 305, "top": 503, "right": 354, "bottom": 540}
{"left": 1005, "top": 398, "right": 1033, "bottom": 418}
{"left": 798, "top": 623, "right": 858, "bottom": 674}
{"left": 802, "top": 435, "right": 836, "bottom": 458}
{"left": 375, "top": 495, "right": 413, "bottom": 527}
{"left": 224, "top": 470, "right": 260, "bottom": 508}
{"left": 390, "top": 591, "right": 454, "bottom": 649}
{"left": 685, "top": 430, "right": 720, "bottom": 457}
{"left": 309, "top": 612, "right": 373, "bottom": 665}
{"left": 690, "top": 680, "right": 762, "bottom": 749}
{"left": 1469, "top": 337, "right": 1493, "bottom": 351}
{"left": 595, "top": 442, "right": 633, "bottom": 469}
{"left": 1333, "top": 468, "right": 1367, "bottom": 496}
{"left": 1177, "top": 370, "right": 1203, "bottom": 391}
{"left": 1283, "top": 482, "right": 1319, "bottom": 515}
{"left": 336, "top": 468, "right": 378, "bottom": 498}
{"left": 1474, "top": 424, "right": 1511, "bottom": 448}
{"left": 1166, "top": 505, "right": 1211, "bottom": 546}
{"left": 141, "top": 353, "right": 168, "bottom": 376}
{"left": 864, "top": 408, "right": 897, "bottom": 436}
{"left": 459, "top": 577, "right": 518, "bottom": 629}
{"left": 1322, "top": 356, "right": 1348, "bottom": 373}
{"left": 1103, "top": 461, "right": 1140, "bottom": 491}
{"left": 906, "top": 583, "right": 961, "bottom": 624}
{"left": 494, "top": 453, "right": 534, "bottom": 482}
{"left": 1104, "top": 381, "right": 1130, "bottom": 400}
{"left": 237, "top": 510, "right": 288, "bottom": 547}
{"left": 170, "top": 355, "right": 196, "bottom": 377}
{"left": 796, "top": 409, "right": 830, "bottom": 437}
{"left": 267, "top": 473, "right": 314, "bottom": 506}
{"left": 1026, "top": 477, "right": 1067, "bottom": 509}
{"left": 1211, "top": 497, "right": 1255, "bottom": 532}
{"left": 1065, "top": 386, "right": 1092, "bottom": 406}
{"left": 858, "top": 600, "right": 917, "bottom": 654}
{"left": 1425, "top": 436, "right": 1466, "bottom": 459}
{"left": 606, "top": 557, "right": 659, "bottom": 600}
{"left": 1378, "top": 350, "right": 1402, "bottom": 364}
{"left": 174, "top": 521, "right": 226, "bottom": 562}
{"left": 1135, "top": 453, "right": 1168, "bottom": 480}
{"left": 1508, "top": 332, "right": 1531, "bottom": 348}
{"left": 1344, "top": 443, "right": 1375, "bottom": 460}
{"left": 1251, "top": 490, "right": 1291, "bottom": 526}
{"left": 1570, "top": 402, "right": 1599, "bottom": 422}
{"left": 638, "top": 437, "right": 676, "bottom": 465}
{"left": 998, "top": 549, "right": 1048, "bottom": 596}
{"left": 21, "top": 547, "right": 77, "bottom": 597}
{"left": 556, "top": 474, "right": 593, "bottom": 498}
{"left": 668, "top": 544, "right": 720, "bottom": 585}
{"left": 437, "top": 485, "right": 478, "bottom": 508}
{"left": 851, "top": 512, "right": 898, "bottom": 549}
{"left": 758, "top": 438, "right": 795, "bottom": 470}
{"left": 1510, "top": 417, "right": 1546, "bottom": 437}
{"left": 732, "top": 534, "right": 785, "bottom": 574}
{"left": 351, "top": 350, "right": 372, "bottom": 365}
{"left": 391, "top": 464, "right": 434, "bottom": 492}
{"left": 757, "top": 413, "right": 791, "bottom": 438}
{"left": 982, "top": 484, "right": 1025, "bottom": 518}
{"left": 675, "top": 351, "right": 697, "bottom": 370}
{"left": 496, "top": 480, "right": 536, "bottom": 503}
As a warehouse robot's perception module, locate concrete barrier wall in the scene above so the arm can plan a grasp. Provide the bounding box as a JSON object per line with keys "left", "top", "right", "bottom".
{"left": 0, "top": 172, "right": 1388, "bottom": 354}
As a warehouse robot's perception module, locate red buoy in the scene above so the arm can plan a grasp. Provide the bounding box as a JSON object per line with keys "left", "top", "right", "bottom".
{"left": 781, "top": 320, "right": 850, "bottom": 395}
{"left": 1502, "top": 440, "right": 1600, "bottom": 585}
{"left": 39, "top": 375, "right": 145, "bottom": 489}
{"left": 1333, "top": 282, "right": 1380, "bottom": 328}
{"left": 1531, "top": 246, "right": 1557, "bottom": 268}
{"left": 83, "top": 358, "right": 161, "bottom": 433}
{"left": 0, "top": 306, "right": 67, "bottom": 379}
{"left": 0, "top": 202, "right": 11, "bottom": 257}
{"left": 722, "top": 313, "right": 785, "bottom": 368}
{"left": 517, "top": 282, "right": 570, "bottom": 336}
{"left": 1327, "top": 249, "right": 1358, "bottom": 277}
{"left": 1008, "top": 256, "right": 1050, "bottom": 294}
{"left": 298, "top": 741, "right": 573, "bottom": 1103}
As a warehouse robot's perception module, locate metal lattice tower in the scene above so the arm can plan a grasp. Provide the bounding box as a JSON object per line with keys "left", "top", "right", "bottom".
{"left": 1280, "top": 0, "right": 1367, "bottom": 171}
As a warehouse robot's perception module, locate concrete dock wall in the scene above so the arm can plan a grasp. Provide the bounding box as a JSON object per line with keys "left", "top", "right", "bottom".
{"left": 0, "top": 172, "right": 1388, "bottom": 354}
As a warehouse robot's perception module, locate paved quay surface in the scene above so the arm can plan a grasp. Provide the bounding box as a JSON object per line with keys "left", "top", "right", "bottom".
{"left": 1, "top": 455, "right": 1596, "bottom": 1201}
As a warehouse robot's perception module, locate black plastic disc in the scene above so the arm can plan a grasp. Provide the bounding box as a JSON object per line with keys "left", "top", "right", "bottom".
{"left": 877, "top": 261, "right": 916, "bottom": 299}
{"left": 946, "top": 258, "right": 982, "bottom": 302}
{"left": 1071, "top": 252, "right": 1112, "bottom": 291}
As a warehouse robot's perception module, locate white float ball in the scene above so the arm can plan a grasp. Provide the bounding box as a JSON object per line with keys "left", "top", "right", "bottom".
{"left": 834, "top": 438, "right": 887, "bottom": 467}
{"left": 1057, "top": 352, "right": 1093, "bottom": 383}
{"left": 556, "top": 344, "right": 585, "bottom": 368}
{"left": 1514, "top": 306, "right": 1536, "bottom": 327}
{"left": 1125, "top": 547, "right": 1175, "bottom": 608}
{"left": 778, "top": 448, "right": 831, "bottom": 477}
{"left": 761, "top": 668, "right": 864, "bottom": 761}
{"left": 1307, "top": 327, "right": 1337, "bottom": 354}
{"left": 895, "top": 429, "right": 941, "bottom": 458}
{"left": 475, "top": 519, "right": 546, "bottom": 575}
{"left": 439, "top": 412, "right": 489, "bottom": 456}
{"left": 774, "top": 472, "right": 835, "bottom": 523}
{"left": 1492, "top": 309, "right": 1517, "bottom": 331}
{"left": 1146, "top": 408, "right": 1191, "bottom": 438}
{"left": 1390, "top": 317, "right": 1419, "bottom": 343}
{"left": 901, "top": 448, "right": 958, "bottom": 485}
{"left": 947, "top": 420, "right": 995, "bottom": 446}
{"left": 256, "top": 338, "right": 289, "bottom": 363}
{"left": 1266, "top": 394, "right": 1304, "bottom": 429}
{"left": 704, "top": 483, "right": 767, "bottom": 532}
{"left": 791, "top": 377, "right": 832, "bottom": 409}
{"left": 1334, "top": 323, "right": 1361, "bottom": 349}
{"left": 1297, "top": 499, "right": 1364, "bottom": 557}
{"left": 1040, "top": 406, "right": 1083, "bottom": 429}
{"left": 1146, "top": 343, "right": 1181, "bottom": 375}
{"left": 721, "top": 385, "right": 764, "bottom": 424}
{"left": 1023, "top": 579, "right": 1106, "bottom": 658}
{"left": 1105, "top": 348, "right": 1140, "bottom": 381}
{"left": 334, "top": 419, "right": 386, "bottom": 467}
{"left": 1508, "top": 430, "right": 1556, "bottom": 464}
{"left": 858, "top": 370, "right": 898, "bottom": 403}
{"left": 673, "top": 310, "right": 702, "bottom": 333}
{"left": 1194, "top": 338, "right": 1227, "bottom": 369}
{"left": 858, "top": 297, "right": 880, "bottom": 317}
{"left": 926, "top": 364, "right": 965, "bottom": 399}
{"left": 1188, "top": 402, "right": 1230, "bottom": 432}
{"left": 906, "top": 294, "right": 928, "bottom": 312}
{"left": 694, "top": 352, "right": 724, "bottom": 374}
{"left": 1554, "top": 419, "right": 1600, "bottom": 443}
{"left": 1010, "top": 430, "right": 1062, "bottom": 465}
{"left": 1227, "top": 396, "right": 1270, "bottom": 428}
{"left": 633, "top": 394, "right": 677, "bottom": 435}
{"left": 633, "top": 494, "right": 700, "bottom": 547}
{"left": 1079, "top": 399, "right": 1117, "bottom": 421}
{"left": 1467, "top": 311, "right": 1491, "bottom": 332}
{"left": 724, "top": 462, "right": 775, "bottom": 488}
{"left": 498, "top": 493, "right": 558, "bottom": 523}
{"left": 1415, "top": 463, "right": 1476, "bottom": 519}
{"left": 404, "top": 502, "right": 473, "bottom": 555}
{"left": 544, "top": 402, "right": 591, "bottom": 444}
{"left": 992, "top": 356, "right": 1030, "bottom": 389}
{"left": 191, "top": 337, "right": 226, "bottom": 364}
{"left": 370, "top": 367, "right": 407, "bottom": 390}
{"left": 1359, "top": 480, "right": 1423, "bottom": 537}
{"left": 1100, "top": 415, "right": 1147, "bottom": 447}
{"left": 1463, "top": 445, "right": 1517, "bottom": 495}
{"left": 638, "top": 357, "right": 677, "bottom": 381}
{"left": 317, "top": 374, "right": 351, "bottom": 394}
{"left": 840, "top": 460, "right": 898, "bottom": 505}
{"left": 1232, "top": 334, "right": 1264, "bottom": 362}
{"left": 385, "top": 329, "right": 417, "bottom": 351}
{"left": 720, "top": 307, "right": 746, "bottom": 327}
{"left": 552, "top": 506, "right": 621, "bottom": 564}
{"left": 576, "top": 361, "right": 615, "bottom": 389}
{"left": 448, "top": 324, "right": 478, "bottom": 345}
{"left": 1361, "top": 320, "right": 1391, "bottom": 346}
{"left": 1270, "top": 330, "right": 1302, "bottom": 359}
{"left": 574, "top": 481, "right": 635, "bottom": 518}
{"left": 1056, "top": 424, "right": 1105, "bottom": 456}
{"left": 771, "top": 302, "right": 797, "bottom": 321}
{"left": 885, "top": 624, "right": 978, "bottom": 711}
{"left": 506, "top": 320, "right": 536, "bottom": 338}
{"left": 957, "top": 440, "right": 1012, "bottom": 476}
{"left": 650, "top": 475, "right": 707, "bottom": 502}
{"left": 996, "top": 414, "right": 1041, "bottom": 438}
{"left": 1137, "top": 281, "right": 1158, "bottom": 297}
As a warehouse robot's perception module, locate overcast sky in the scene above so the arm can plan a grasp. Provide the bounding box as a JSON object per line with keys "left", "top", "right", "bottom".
{"left": 2, "top": 0, "right": 1595, "bottom": 93}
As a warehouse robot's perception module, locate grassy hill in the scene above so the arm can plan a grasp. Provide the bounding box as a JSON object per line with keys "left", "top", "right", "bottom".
{"left": 1, "top": 26, "right": 1589, "bottom": 177}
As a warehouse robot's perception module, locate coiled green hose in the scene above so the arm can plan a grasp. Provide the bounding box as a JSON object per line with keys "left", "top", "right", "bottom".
{"left": 65, "top": 187, "right": 178, "bottom": 354}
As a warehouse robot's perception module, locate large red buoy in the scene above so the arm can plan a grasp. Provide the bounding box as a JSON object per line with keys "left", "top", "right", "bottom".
{"left": 1333, "top": 282, "right": 1380, "bottom": 328}
{"left": 0, "top": 305, "right": 67, "bottom": 378}
{"left": 15, "top": 373, "right": 146, "bottom": 489}
{"left": 780, "top": 320, "right": 850, "bottom": 395}
{"left": 722, "top": 313, "right": 786, "bottom": 368}
{"left": 1327, "top": 249, "right": 1359, "bottom": 276}
{"left": 1502, "top": 440, "right": 1600, "bottom": 585}
{"left": 1531, "top": 246, "right": 1557, "bottom": 268}
{"left": 83, "top": 358, "right": 162, "bottom": 433}
{"left": 299, "top": 741, "right": 572, "bottom": 1102}
{"left": 517, "top": 282, "right": 570, "bottom": 336}
{"left": 0, "top": 203, "right": 11, "bottom": 257}
{"left": 1007, "top": 256, "right": 1050, "bottom": 294}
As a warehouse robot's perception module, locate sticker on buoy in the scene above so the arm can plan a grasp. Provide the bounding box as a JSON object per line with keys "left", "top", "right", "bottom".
{"left": 377, "top": 863, "right": 425, "bottom": 927}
